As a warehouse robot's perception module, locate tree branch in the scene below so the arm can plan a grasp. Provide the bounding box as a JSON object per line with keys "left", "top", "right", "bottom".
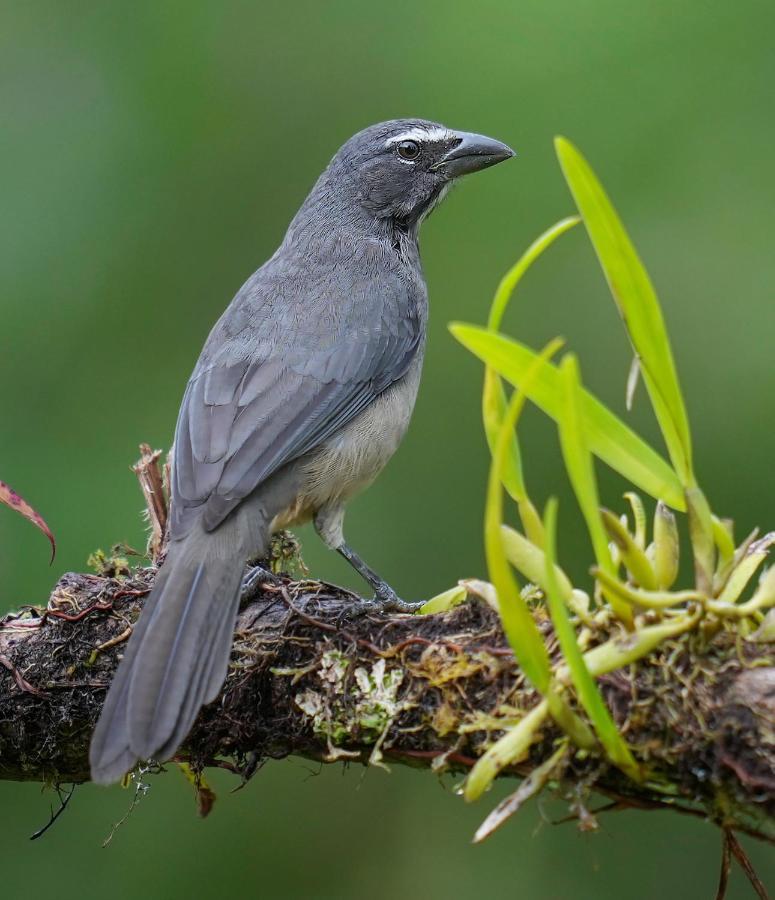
{"left": 0, "top": 562, "right": 773, "bottom": 844}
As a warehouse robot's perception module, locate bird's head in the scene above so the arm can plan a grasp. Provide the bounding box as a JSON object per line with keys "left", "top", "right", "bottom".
{"left": 323, "top": 119, "right": 515, "bottom": 228}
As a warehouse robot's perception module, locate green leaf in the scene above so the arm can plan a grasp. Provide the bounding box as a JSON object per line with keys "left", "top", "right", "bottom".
{"left": 472, "top": 743, "right": 569, "bottom": 843}
{"left": 593, "top": 567, "right": 701, "bottom": 610}
{"left": 564, "top": 608, "right": 701, "bottom": 679}
{"left": 488, "top": 216, "right": 581, "bottom": 332}
{"left": 686, "top": 485, "right": 715, "bottom": 593}
{"left": 556, "top": 354, "right": 632, "bottom": 625}
{"left": 418, "top": 584, "right": 468, "bottom": 615}
{"left": 483, "top": 367, "right": 528, "bottom": 502}
{"left": 749, "top": 608, "right": 775, "bottom": 643}
{"left": 601, "top": 509, "right": 658, "bottom": 590}
{"left": 484, "top": 342, "right": 565, "bottom": 692}
{"left": 451, "top": 325, "right": 686, "bottom": 512}
{"left": 712, "top": 533, "right": 775, "bottom": 607}
{"left": 543, "top": 498, "right": 641, "bottom": 781}
{"left": 544, "top": 690, "right": 596, "bottom": 750}
{"left": 482, "top": 372, "right": 546, "bottom": 546}
{"left": 483, "top": 217, "right": 579, "bottom": 542}
{"left": 653, "top": 501, "right": 680, "bottom": 590}
{"left": 500, "top": 524, "right": 574, "bottom": 601}
{"left": 711, "top": 515, "right": 736, "bottom": 569}
{"left": 623, "top": 492, "right": 647, "bottom": 549}
{"left": 463, "top": 699, "right": 550, "bottom": 801}
{"left": 555, "top": 137, "right": 694, "bottom": 486}
{"left": 715, "top": 527, "right": 759, "bottom": 586}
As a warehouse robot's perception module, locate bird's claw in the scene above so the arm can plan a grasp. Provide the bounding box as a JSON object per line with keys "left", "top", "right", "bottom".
{"left": 374, "top": 595, "right": 424, "bottom": 614}
{"left": 372, "top": 582, "right": 423, "bottom": 613}
{"left": 338, "top": 588, "right": 423, "bottom": 620}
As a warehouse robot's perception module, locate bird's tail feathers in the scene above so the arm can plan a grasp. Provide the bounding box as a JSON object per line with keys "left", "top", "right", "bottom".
{"left": 89, "top": 530, "right": 245, "bottom": 785}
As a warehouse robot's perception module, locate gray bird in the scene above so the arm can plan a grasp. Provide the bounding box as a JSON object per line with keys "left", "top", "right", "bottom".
{"left": 89, "top": 119, "right": 514, "bottom": 784}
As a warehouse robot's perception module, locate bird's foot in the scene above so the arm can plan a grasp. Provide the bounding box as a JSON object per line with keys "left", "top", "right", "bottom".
{"left": 372, "top": 581, "right": 424, "bottom": 613}
{"left": 351, "top": 584, "right": 424, "bottom": 616}
{"left": 334, "top": 542, "right": 423, "bottom": 615}
{"left": 241, "top": 564, "right": 283, "bottom": 601}
{"left": 373, "top": 594, "right": 424, "bottom": 614}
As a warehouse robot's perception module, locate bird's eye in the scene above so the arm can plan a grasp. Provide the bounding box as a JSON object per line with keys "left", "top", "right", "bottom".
{"left": 396, "top": 140, "right": 421, "bottom": 161}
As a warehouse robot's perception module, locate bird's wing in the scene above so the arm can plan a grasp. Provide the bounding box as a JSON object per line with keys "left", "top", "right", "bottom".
{"left": 170, "top": 277, "right": 423, "bottom": 535}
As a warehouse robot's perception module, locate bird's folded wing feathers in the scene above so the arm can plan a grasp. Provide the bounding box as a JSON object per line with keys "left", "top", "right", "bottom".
{"left": 170, "top": 299, "right": 422, "bottom": 534}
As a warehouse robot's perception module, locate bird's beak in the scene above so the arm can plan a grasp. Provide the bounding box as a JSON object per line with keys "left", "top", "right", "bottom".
{"left": 432, "top": 131, "right": 515, "bottom": 177}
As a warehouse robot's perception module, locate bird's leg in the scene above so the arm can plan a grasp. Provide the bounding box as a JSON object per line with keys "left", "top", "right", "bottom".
{"left": 314, "top": 505, "right": 422, "bottom": 614}
{"left": 336, "top": 543, "right": 422, "bottom": 613}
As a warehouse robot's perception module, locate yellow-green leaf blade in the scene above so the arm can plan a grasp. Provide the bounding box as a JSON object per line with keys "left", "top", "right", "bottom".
{"left": 555, "top": 136, "right": 694, "bottom": 485}
{"left": 601, "top": 508, "right": 658, "bottom": 590}
{"left": 484, "top": 343, "right": 565, "bottom": 691}
{"left": 543, "top": 498, "right": 640, "bottom": 781}
{"left": 483, "top": 367, "right": 526, "bottom": 501}
{"left": 451, "top": 324, "right": 685, "bottom": 512}
{"left": 500, "top": 524, "right": 574, "bottom": 600}
{"left": 463, "top": 700, "right": 550, "bottom": 802}
{"left": 488, "top": 216, "right": 581, "bottom": 332}
{"left": 418, "top": 584, "right": 468, "bottom": 615}
{"left": 556, "top": 355, "right": 632, "bottom": 626}
{"left": 483, "top": 216, "right": 578, "bottom": 524}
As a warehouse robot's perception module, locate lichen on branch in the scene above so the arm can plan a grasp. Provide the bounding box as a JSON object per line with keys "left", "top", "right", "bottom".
{"left": 0, "top": 563, "right": 773, "bottom": 847}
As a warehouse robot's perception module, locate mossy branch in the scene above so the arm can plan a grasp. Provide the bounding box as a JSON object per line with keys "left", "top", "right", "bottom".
{"left": 0, "top": 563, "right": 773, "bottom": 846}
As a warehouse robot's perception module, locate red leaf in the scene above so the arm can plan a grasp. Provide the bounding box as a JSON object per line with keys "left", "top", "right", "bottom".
{"left": 0, "top": 479, "right": 56, "bottom": 562}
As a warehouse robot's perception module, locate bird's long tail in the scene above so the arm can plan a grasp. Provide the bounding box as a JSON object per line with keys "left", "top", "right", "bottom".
{"left": 89, "top": 523, "right": 247, "bottom": 785}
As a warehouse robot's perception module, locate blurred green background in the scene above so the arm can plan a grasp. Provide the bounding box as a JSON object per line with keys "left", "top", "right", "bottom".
{"left": 2, "top": 1, "right": 774, "bottom": 896}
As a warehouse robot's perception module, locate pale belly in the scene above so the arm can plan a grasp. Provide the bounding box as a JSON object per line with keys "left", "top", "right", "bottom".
{"left": 270, "top": 352, "right": 423, "bottom": 532}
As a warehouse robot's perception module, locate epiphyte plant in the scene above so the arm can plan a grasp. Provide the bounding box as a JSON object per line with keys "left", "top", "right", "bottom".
{"left": 428, "top": 137, "right": 775, "bottom": 839}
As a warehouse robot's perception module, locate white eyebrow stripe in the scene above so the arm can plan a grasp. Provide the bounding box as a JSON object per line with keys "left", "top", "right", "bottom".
{"left": 384, "top": 126, "right": 454, "bottom": 147}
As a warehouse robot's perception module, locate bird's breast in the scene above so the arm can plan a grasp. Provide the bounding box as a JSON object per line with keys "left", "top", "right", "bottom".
{"left": 272, "top": 352, "right": 424, "bottom": 532}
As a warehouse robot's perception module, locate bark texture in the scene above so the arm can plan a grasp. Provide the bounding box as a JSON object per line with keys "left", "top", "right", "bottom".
{"left": 0, "top": 562, "right": 773, "bottom": 844}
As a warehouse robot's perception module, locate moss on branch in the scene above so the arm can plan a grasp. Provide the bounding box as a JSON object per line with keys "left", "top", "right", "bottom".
{"left": 0, "top": 563, "right": 773, "bottom": 846}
